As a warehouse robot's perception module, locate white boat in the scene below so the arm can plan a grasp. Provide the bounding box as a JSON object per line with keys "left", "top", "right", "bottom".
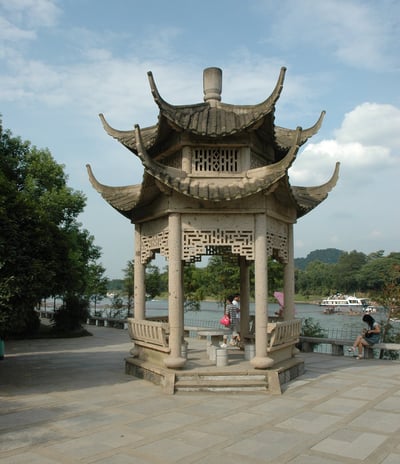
{"left": 320, "top": 294, "right": 369, "bottom": 314}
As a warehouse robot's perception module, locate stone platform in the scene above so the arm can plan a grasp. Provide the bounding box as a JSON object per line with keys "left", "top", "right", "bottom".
{"left": 125, "top": 337, "right": 304, "bottom": 394}
{"left": 1, "top": 325, "right": 400, "bottom": 463}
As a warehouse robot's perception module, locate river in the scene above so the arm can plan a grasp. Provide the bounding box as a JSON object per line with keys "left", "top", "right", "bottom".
{"left": 142, "top": 299, "right": 393, "bottom": 339}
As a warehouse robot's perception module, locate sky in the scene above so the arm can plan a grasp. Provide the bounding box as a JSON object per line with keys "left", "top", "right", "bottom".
{"left": 1, "top": 0, "right": 399, "bottom": 279}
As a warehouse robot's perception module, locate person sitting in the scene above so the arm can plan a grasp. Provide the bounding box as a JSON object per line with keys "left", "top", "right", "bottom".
{"left": 348, "top": 314, "right": 381, "bottom": 359}
{"left": 275, "top": 306, "right": 284, "bottom": 318}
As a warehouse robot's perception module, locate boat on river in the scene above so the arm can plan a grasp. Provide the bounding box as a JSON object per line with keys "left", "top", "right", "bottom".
{"left": 320, "top": 294, "right": 369, "bottom": 314}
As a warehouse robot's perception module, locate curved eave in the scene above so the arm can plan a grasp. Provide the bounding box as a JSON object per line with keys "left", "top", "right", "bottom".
{"left": 135, "top": 124, "right": 187, "bottom": 180}
{"left": 135, "top": 125, "right": 301, "bottom": 202}
{"left": 146, "top": 67, "right": 286, "bottom": 137}
{"left": 291, "top": 162, "right": 340, "bottom": 217}
{"left": 275, "top": 111, "right": 326, "bottom": 149}
{"left": 86, "top": 164, "right": 143, "bottom": 219}
{"left": 99, "top": 113, "right": 158, "bottom": 153}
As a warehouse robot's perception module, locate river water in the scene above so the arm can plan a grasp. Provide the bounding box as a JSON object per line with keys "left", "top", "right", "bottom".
{"left": 143, "top": 299, "right": 392, "bottom": 340}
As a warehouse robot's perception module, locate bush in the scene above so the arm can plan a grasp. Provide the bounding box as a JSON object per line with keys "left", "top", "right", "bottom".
{"left": 52, "top": 295, "right": 89, "bottom": 333}
{"left": 1, "top": 306, "right": 40, "bottom": 339}
{"left": 301, "top": 317, "right": 326, "bottom": 337}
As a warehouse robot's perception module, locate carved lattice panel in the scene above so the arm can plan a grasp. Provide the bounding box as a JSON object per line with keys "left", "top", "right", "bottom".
{"left": 183, "top": 228, "right": 254, "bottom": 262}
{"left": 141, "top": 230, "right": 169, "bottom": 264}
{"left": 192, "top": 148, "right": 239, "bottom": 172}
{"left": 266, "top": 232, "right": 288, "bottom": 263}
{"left": 266, "top": 216, "right": 288, "bottom": 263}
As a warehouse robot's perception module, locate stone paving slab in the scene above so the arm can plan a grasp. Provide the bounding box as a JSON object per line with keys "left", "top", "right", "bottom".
{"left": 1, "top": 325, "right": 399, "bottom": 463}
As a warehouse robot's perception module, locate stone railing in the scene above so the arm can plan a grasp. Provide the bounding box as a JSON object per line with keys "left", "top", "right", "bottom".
{"left": 86, "top": 316, "right": 128, "bottom": 329}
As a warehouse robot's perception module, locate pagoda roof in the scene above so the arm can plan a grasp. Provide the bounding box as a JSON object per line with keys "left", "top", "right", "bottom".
{"left": 87, "top": 160, "right": 339, "bottom": 219}
{"left": 88, "top": 66, "right": 339, "bottom": 220}
{"left": 99, "top": 67, "right": 325, "bottom": 156}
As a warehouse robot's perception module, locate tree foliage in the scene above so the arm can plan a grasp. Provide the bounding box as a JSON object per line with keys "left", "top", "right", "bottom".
{"left": 145, "top": 264, "right": 164, "bottom": 300}
{"left": 0, "top": 120, "right": 107, "bottom": 337}
{"left": 296, "top": 249, "right": 400, "bottom": 298}
{"left": 295, "top": 248, "right": 344, "bottom": 270}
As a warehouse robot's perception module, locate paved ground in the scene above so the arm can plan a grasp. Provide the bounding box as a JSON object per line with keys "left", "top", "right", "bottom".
{"left": 0, "top": 325, "right": 399, "bottom": 464}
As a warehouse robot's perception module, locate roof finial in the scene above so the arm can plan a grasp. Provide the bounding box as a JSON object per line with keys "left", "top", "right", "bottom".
{"left": 203, "top": 67, "right": 222, "bottom": 105}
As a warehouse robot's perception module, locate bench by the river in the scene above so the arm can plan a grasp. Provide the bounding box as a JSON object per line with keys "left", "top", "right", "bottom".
{"left": 299, "top": 336, "right": 400, "bottom": 358}
{"left": 365, "top": 342, "right": 400, "bottom": 358}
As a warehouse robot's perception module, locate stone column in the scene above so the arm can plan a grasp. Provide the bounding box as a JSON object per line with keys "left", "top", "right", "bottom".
{"left": 283, "top": 223, "right": 295, "bottom": 320}
{"left": 239, "top": 256, "right": 250, "bottom": 339}
{"left": 134, "top": 224, "right": 145, "bottom": 320}
{"left": 164, "top": 213, "right": 186, "bottom": 368}
{"left": 251, "top": 214, "right": 274, "bottom": 369}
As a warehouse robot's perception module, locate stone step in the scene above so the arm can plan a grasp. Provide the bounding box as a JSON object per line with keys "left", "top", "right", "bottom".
{"left": 174, "top": 373, "right": 268, "bottom": 393}
{"left": 176, "top": 373, "right": 266, "bottom": 382}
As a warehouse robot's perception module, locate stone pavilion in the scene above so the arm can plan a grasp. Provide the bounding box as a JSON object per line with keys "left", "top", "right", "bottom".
{"left": 87, "top": 66, "right": 339, "bottom": 381}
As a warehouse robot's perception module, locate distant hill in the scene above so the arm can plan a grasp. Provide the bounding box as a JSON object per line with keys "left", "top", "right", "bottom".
{"left": 294, "top": 248, "right": 344, "bottom": 270}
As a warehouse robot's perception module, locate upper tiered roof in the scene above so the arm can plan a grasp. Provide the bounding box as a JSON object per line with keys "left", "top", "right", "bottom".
{"left": 87, "top": 67, "right": 339, "bottom": 219}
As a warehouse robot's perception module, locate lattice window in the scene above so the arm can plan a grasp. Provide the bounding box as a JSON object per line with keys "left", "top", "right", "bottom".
{"left": 183, "top": 228, "right": 254, "bottom": 262}
{"left": 141, "top": 231, "right": 169, "bottom": 264}
{"left": 192, "top": 148, "right": 239, "bottom": 172}
{"left": 266, "top": 232, "right": 288, "bottom": 263}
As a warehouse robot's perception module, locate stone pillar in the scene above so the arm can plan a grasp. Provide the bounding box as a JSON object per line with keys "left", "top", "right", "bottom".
{"left": 283, "top": 223, "right": 295, "bottom": 320}
{"left": 134, "top": 224, "right": 145, "bottom": 320}
{"left": 164, "top": 213, "right": 186, "bottom": 369}
{"left": 251, "top": 214, "right": 274, "bottom": 369}
{"left": 239, "top": 256, "right": 250, "bottom": 339}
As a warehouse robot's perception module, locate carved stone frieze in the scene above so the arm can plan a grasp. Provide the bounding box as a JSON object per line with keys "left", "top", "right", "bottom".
{"left": 141, "top": 231, "right": 169, "bottom": 263}
{"left": 183, "top": 228, "right": 254, "bottom": 262}
{"left": 266, "top": 217, "right": 288, "bottom": 262}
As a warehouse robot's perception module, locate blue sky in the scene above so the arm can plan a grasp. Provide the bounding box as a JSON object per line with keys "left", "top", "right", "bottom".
{"left": 1, "top": 0, "right": 399, "bottom": 278}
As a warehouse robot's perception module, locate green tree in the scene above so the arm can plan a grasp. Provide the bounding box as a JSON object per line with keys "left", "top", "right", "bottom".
{"left": 268, "top": 259, "right": 283, "bottom": 295}
{"left": 203, "top": 255, "right": 240, "bottom": 304}
{"left": 145, "top": 264, "right": 162, "bottom": 299}
{"left": 123, "top": 260, "right": 134, "bottom": 315}
{"left": 183, "top": 263, "right": 206, "bottom": 311}
{"left": 0, "top": 120, "right": 106, "bottom": 337}
{"left": 296, "top": 261, "right": 334, "bottom": 296}
{"left": 358, "top": 254, "right": 400, "bottom": 293}
{"left": 295, "top": 248, "right": 344, "bottom": 270}
{"left": 333, "top": 250, "right": 367, "bottom": 293}
{"left": 86, "top": 263, "right": 108, "bottom": 313}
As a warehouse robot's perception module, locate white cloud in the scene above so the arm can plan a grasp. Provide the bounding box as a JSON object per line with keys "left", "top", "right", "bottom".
{"left": 257, "top": 0, "right": 398, "bottom": 70}
{"left": 0, "top": 16, "right": 35, "bottom": 41}
{"left": 0, "top": 0, "right": 61, "bottom": 29}
{"left": 335, "top": 103, "right": 400, "bottom": 149}
{"left": 289, "top": 102, "right": 400, "bottom": 185}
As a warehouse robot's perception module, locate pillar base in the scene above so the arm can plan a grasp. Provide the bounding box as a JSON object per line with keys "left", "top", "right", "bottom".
{"left": 250, "top": 356, "right": 274, "bottom": 369}
{"left": 164, "top": 356, "right": 186, "bottom": 369}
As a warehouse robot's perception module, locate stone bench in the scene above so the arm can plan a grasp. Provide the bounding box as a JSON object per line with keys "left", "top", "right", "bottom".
{"left": 299, "top": 336, "right": 354, "bottom": 355}
{"left": 364, "top": 342, "right": 400, "bottom": 359}
{"left": 299, "top": 337, "right": 400, "bottom": 359}
{"left": 244, "top": 319, "right": 301, "bottom": 362}
{"left": 267, "top": 319, "right": 302, "bottom": 352}
{"left": 127, "top": 318, "right": 170, "bottom": 353}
